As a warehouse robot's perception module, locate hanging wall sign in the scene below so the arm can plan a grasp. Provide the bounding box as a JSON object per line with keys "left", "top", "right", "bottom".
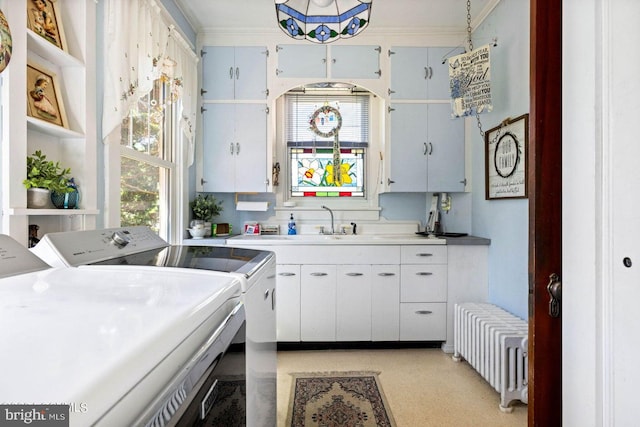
{"left": 0, "top": 8, "right": 12, "bottom": 74}
{"left": 485, "top": 114, "right": 528, "bottom": 200}
{"left": 449, "top": 44, "right": 493, "bottom": 118}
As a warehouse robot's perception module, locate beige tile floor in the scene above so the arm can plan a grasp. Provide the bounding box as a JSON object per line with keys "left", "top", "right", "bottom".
{"left": 277, "top": 348, "right": 527, "bottom": 427}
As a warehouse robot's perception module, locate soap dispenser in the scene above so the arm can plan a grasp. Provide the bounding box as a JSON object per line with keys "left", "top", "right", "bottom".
{"left": 288, "top": 213, "right": 297, "bottom": 235}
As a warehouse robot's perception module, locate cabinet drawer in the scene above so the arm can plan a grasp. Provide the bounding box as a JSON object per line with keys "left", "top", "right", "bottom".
{"left": 399, "top": 303, "right": 446, "bottom": 340}
{"left": 401, "top": 245, "right": 447, "bottom": 264}
{"left": 401, "top": 264, "right": 447, "bottom": 302}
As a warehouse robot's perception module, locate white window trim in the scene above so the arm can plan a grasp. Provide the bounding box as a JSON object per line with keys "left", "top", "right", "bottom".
{"left": 274, "top": 93, "right": 384, "bottom": 221}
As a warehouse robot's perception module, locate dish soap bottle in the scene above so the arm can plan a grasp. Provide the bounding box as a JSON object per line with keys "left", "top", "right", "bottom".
{"left": 288, "top": 213, "right": 297, "bottom": 235}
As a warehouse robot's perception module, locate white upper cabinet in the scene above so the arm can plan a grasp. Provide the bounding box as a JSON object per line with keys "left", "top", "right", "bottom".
{"left": 201, "top": 46, "right": 268, "bottom": 100}
{"left": 389, "top": 46, "right": 463, "bottom": 100}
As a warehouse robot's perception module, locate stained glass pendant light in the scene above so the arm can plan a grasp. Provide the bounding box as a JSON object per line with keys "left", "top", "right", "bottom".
{"left": 275, "top": 0, "right": 372, "bottom": 44}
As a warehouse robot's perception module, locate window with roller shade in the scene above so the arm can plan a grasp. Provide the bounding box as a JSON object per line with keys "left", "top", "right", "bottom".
{"left": 285, "top": 93, "right": 369, "bottom": 197}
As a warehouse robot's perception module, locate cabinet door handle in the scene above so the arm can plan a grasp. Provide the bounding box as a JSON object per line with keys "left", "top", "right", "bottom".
{"left": 236, "top": 67, "right": 240, "bottom": 80}
{"left": 428, "top": 142, "right": 433, "bottom": 155}
{"left": 264, "top": 289, "right": 270, "bottom": 300}
{"left": 416, "top": 272, "right": 434, "bottom": 276}
{"left": 229, "top": 66, "right": 234, "bottom": 79}
{"left": 310, "top": 272, "right": 328, "bottom": 277}
{"left": 271, "top": 288, "right": 276, "bottom": 311}
{"left": 423, "top": 142, "right": 428, "bottom": 155}
{"left": 428, "top": 66, "right": 433, "bottom": 79}
{"left": 229, "top": 142, "right": 234, "bottom": 155}
{"left": 415, "top": 310, "right": 433, "bottom": 315}
{"left": 236, "top": 142, "right": 240, "bottom": 155}
{"left": 417, "top": 253, "right": 433, "bottom": 257}
{"left": 377, "top": 272, "right": 396, "bottom": 277}
{"left": 345, "top": 272, "right": 363, "bottom": 277}
{"left": 424, "top": 66, "right": 429, "bottom": 80}
{"left": 278, "top": 272, "right": 296, "bottom": 277}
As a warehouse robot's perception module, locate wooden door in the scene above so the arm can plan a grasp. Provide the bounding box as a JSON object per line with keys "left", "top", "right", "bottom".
{"left": 529, "top": 0, "right": 562, "bottom": 425}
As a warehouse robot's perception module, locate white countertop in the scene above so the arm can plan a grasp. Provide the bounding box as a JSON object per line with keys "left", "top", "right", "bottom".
{"left": 0, "top": 266, "right": 242, "bottom": 426}
{"left": 227, "top": 233, "right": 447, "bottom": 245}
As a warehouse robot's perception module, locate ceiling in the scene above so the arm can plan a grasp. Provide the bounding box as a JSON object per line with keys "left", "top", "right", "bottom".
{"left": 175, "top": 0, "right": 497, "bottom": 34}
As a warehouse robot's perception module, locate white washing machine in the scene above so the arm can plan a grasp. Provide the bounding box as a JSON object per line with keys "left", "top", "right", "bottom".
{"left": 0, "top": 234, "right": 246, "bottom": 426}
{"left": 31, "top": 226, "right": 277, "bottom": 427}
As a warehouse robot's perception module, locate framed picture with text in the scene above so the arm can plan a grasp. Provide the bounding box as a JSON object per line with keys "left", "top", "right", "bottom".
{"left": 26, "top": 0, "right": 67, "bottom": 52}
{"left": 26, "top": 61, "right": 67, "bottom": 128}
{"left": 485, "top": 114, "right": 529, "bottom": 200}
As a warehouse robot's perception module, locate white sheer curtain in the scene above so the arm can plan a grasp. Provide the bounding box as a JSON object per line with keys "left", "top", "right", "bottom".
{"left": 102, "top": 0, "right": 198, "bottom": 163}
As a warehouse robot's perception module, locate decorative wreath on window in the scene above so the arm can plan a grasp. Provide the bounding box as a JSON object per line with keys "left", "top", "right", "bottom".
{"left": 309, "top": 104, "right": 343, "bottom": 185}
{"left": 309, "top": 105, "right": 342, "bottom": 137}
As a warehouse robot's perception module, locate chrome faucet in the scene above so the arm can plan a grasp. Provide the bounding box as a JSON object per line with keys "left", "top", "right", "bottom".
{"left": 321, "top": 205, "right": 334, "bottom": 234}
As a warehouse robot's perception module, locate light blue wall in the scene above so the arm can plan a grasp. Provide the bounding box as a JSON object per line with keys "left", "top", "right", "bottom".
{"left": 159, "top": 0, "right": 196, "bottom": 46}
{"left": 470, "top": 0, "right": 530, "bottom": 319}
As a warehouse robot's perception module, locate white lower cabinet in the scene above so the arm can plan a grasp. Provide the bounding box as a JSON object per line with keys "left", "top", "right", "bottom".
{"left": 399, "top": 245, "right": 448, "bottom": 341}
{"left": 276, "top": 264, "right": 301, "bottom": 341}
{"left": 337, "top": 265, "right": 372, "bottom": 341}
{"left": 371, "top": 265, "right": 401, "bottom": 341}
{"left": 227, "top": 242, "right": 485, "bottom": 345}
{"left": 300, "top": 265, "right": 337, "bottom": 341}
{"left": 399, "top": 303, "right": 447, "bottom": 340}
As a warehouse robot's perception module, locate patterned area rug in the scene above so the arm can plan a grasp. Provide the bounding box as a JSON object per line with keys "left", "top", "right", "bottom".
{"left": 286, "top": 371, "right": 396, "bottom": 427}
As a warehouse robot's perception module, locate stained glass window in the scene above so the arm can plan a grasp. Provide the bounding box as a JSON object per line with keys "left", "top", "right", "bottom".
{"left": 290, "top": 147, "right": 365, "bottom": 197}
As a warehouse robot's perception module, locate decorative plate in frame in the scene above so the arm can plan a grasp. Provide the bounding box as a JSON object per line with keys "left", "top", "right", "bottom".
{"left": 0, "top": 8, "right": 12, "bottom": 73}
{"left": 26, "top": 0, "right": 67, "bottom": 52}
{"left": 485, "top": 114, "right": 529, "bottom": 200}
{"left": 26, "top": 61, "right": 68, "bottom": 128}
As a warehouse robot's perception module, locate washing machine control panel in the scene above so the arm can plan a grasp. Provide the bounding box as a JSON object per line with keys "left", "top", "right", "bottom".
{"left": 31, "top": 226, "right": 169, "bottom": 267}
{"left": 110, "top": 231, "right": 131, "bottom": 248}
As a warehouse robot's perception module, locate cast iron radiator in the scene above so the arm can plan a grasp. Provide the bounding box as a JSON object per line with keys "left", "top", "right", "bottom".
{"left": 452, "top": 302, "right": 528, "bottom": 412}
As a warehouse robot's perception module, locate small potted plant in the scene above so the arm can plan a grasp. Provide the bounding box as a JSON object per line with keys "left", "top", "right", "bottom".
{"left": 23, "top": 150, "right": 76, "bottom": 208}
{"left": 189, "top": 194, "right": 223, "bottom": 237}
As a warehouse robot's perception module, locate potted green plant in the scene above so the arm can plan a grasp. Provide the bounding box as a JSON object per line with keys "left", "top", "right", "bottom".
{"left": 23, "top": 150, "right": 75, "bottom": 208}
{"left": 189, "top": 194, "right": 223, "bottom": 237}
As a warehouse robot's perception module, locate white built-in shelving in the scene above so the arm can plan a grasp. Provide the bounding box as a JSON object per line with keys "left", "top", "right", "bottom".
{"left": 1, "top": 0, "right": 97, "bottom": 246}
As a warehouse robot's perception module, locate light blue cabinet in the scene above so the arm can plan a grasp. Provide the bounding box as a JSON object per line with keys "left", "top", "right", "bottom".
{"left": 201, "top": 103, "right": 268, "bottom": 192}
{"left": 331, "top": 45, "right": 381, "bottom": 79}
{"left": 201, "top": 46, "right": 267, "bottom": 100}
{"left": 389, "top": 103, "right": 465, "bottom": 192}
{"left": 276, "top": 44, "right": 327, "bottom": 78}
{"left": 276, "top": 44, "right": 381, "bottom": 79}
{"left": 389, "top": 46, "right": 463, "bottom": 100}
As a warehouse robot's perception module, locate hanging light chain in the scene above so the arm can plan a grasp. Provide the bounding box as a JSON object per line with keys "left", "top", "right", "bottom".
{"left": 466, "top": 0, "right": 473, "bottom": 52}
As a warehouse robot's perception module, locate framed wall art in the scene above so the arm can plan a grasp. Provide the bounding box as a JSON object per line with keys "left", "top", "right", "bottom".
{"left": 485, "top": 114, "right": 529, "bottom": 200}
{"left": 27, "top": 61, "right": 67, "bottom": 128}
{"left": 0, "top": 8, "right": 12, "bottom": 74}
{"left": 26, "top": 0, "right": 67, "bottom": 52}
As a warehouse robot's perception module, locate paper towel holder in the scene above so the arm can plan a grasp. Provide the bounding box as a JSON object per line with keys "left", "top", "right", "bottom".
{"left": 235, "top": 192, "right": 269, "bottom": 211}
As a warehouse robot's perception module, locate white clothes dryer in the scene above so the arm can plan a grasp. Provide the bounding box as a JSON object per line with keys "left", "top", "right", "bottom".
{"left": 31, "top": 226, "right": 277, "bottom": 427}
{"left": 0, "top": 234, "right": 245, "bottom": 426}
